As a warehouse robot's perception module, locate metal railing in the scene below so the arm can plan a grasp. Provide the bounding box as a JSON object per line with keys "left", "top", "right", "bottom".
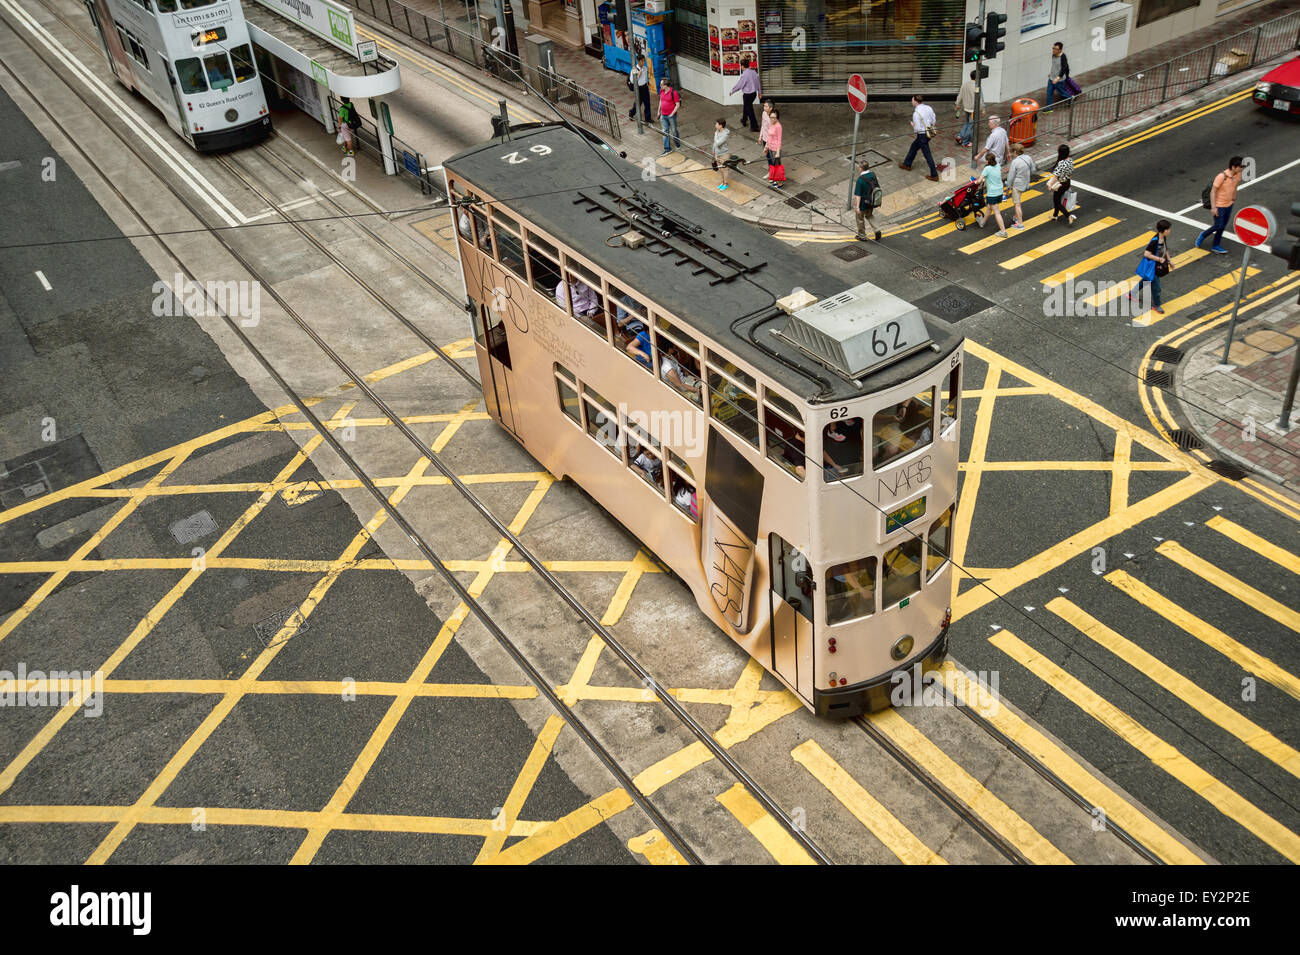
{"left": 344, "top": 0, "right": 623, "bottom": 141}
{"left": 329, "top": 94, "right": 445, "bottom": 197}
{"left": 1016, "top": 8, "right": 1300, "bottom": 143}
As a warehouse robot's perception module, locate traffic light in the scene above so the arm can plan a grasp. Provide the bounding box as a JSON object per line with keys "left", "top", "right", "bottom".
{"left": 965, "top": 21, "right": 984, "bottom": 64}
{"left": 974, "top": 63, "right": 990, "bottom": 80}
{"left": 1270, "top": 201, "right": 1300, "bottom": 270}
{"left": 983, "top": 12, "right": 1007, "bottom": 60}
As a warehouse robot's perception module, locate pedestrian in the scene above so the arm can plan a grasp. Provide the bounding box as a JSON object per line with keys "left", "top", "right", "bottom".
{"left": 337, "top": 97, "right": 357, "bottom": 157}
{"left": 898, "top": 94, "right": 939, "bottom": 181}
{"left": 731, "top": 57, "right": 761, "bottom": 132}
{"left": 1048, "top": 143, "right": 1075, "bottom": 227}
{"left": 766, "top": 107, "right": 784, "bottom": 188}
{"left": 983, "top": 115, "right": 1008, "bottom": 168}
{"left": 627, "top": 53, "right": 651, "bottom": 123}
{"left": 976, "top": 152, "right": 1008, "bottom": 236}
{"left": 1045, "top": 42, "right": 1071, "bottom": 107}
{"left": 1006, "top": 142, "right": 1035, "bottom": 229}
{"left": 852, "top": 159, "right": 882, "bottom": 241}
{"left": 713, "top": 118, "right": 731, "bottom": 191}
{"left": 1130, "top": 219, "right": 1174, "bottom": 316}
{"left": 1196, "top": 156, "right": 1243, "bottom": 255}
{"left": 759, "top": 99, "right": 774, "bottom": 178}
{"left": 955, "top": 69, "right": 978, "bottom": 147}
{"left": 658, "top": 77, "right": 681, "bottom": 154}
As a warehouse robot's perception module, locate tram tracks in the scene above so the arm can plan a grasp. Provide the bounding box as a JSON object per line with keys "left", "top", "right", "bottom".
{"left": 3, "top": 0, "right": 835, "bottom": 865}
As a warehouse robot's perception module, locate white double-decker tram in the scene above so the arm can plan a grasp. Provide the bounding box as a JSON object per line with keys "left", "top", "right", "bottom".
{"left": 445, "top": 125, "right": 963, "bottom": 717}
{"left": 84, "top": 0, "right": 270, "bottom": 150}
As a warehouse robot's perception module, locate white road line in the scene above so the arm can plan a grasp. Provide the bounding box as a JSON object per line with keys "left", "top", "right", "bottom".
{"left": 1073, "top": 178, "right": 1271, "bottom": 254}
{"left": 1, "top": 0, "right": 248, "bottom": 227}
{"left": 34, "top": 270, "right": 51, "bottom": 290}
{"left": 1174, "top": 157, "right": 1300, "bottom": 215}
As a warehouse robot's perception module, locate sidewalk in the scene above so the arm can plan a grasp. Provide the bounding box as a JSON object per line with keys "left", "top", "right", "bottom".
{"left": 351, "top": 0, "right": 1297, "bottom": 236}
{"left": 1179, "top": 298, "right": 1300, "bottom": 489}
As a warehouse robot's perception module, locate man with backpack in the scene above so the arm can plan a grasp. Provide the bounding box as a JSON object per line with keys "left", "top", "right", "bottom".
{"left": 1197, "top": 156, "right": 1244, "bottom": 255}
{"left": 853, "top": 160, "right": 883, "bottom": 241}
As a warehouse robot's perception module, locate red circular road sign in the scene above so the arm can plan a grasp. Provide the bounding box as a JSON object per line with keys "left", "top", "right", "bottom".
{"left": 1233, "top": 205, "right": 1276, "bottom": 247}
{"left": 846, "top": 74, "right": 868, "bottom": 113}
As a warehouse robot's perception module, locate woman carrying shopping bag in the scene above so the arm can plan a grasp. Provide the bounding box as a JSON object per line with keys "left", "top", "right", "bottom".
{"left": 1048, "top": 144, "right": 1075, "bottom": 227}
{"left": 1129, "top": 219, "right": 1173, "bottom": 316}
{"left": 766, "top": 108, "right": 785, "bottom": 189}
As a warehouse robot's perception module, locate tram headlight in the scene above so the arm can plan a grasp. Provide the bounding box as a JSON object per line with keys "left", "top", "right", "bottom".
{"left": 225, "top": 109, "right": 238, "bottom": 123}
{"left": 891, "top": 635, "right": 915, "bottom": 661}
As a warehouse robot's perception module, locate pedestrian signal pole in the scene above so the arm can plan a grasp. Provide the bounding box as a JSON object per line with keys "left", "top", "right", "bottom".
{"left": 966, "top": 8, "right": 985, "bottom": 168}
{"left": 1269, "top": 201, "right": 1300, "bottom": 430}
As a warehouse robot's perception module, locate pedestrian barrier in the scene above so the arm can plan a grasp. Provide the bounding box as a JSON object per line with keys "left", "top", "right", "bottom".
{"left": 342, "top": 0, "right": 623, "bottom": 142}
{"left": 329, "top": 93, "right": 445, "bottom": 197}
{"left": 1029, "top": 7, "right": 1300, "bottom": 142}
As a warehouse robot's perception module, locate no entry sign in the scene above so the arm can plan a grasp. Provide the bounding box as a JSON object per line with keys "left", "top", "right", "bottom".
{"left": 1234, "top": 205, "right": 1276, "bottom": 247}
{"left": 847, "top": 74, "right": 868, "bottom": 113}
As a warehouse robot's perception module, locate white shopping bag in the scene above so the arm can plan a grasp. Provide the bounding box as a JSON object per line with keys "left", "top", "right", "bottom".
{"left": 1065, "top": 189, "right": 1079, "bottom": 212}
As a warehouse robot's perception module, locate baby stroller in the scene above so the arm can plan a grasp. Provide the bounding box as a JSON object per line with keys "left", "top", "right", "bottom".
{"left": 938, "top": 179, "right": 986, "bottom": 230}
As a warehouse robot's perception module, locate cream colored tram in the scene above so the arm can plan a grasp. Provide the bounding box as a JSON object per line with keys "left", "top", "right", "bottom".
{"left": 444, "top": 125, "right": 963, "bottom": 718}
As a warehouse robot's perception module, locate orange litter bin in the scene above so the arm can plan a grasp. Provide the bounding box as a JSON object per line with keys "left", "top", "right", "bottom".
{"left": 1009, "top": 97, "right": 1038, "bottom": 147}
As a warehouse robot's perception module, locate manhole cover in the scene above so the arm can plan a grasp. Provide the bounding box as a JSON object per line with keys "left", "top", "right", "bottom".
{"left": 909, "top": 265, "right": 947, "bottom": 281}
{"left": 254, "top": 607, "right": 310, "bottom": 647}
{"left": 785, "top": 190, "right": 818, "bottom": 208}
{"left": 1144, "top": 369, "right": 1174, "bottom": 389}
{"left": 1151, "top": 345, "right": 1184, "bottom": 365}
{"left": 832, "top": 243, "right": 871, "bottom": 262}
{"left": 1168, "top": 429, "right": 1203, "bottom": 451}
{"left": 170, "top": 510, "right": 217, "bottom": 545}
{"left": 1206, "top": 459, "right": 1249, "bottom": 480}
{"left": 912, "top": 286, "right": 995, "bottom": 323}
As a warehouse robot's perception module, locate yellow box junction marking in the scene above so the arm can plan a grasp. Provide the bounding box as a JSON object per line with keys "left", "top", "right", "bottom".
{"left": 627, "top": 829, "right": 688, "bottom": 864}
{"left": 1207, "top": 516, "right": 1300, "bottom": 576}
{"left": 715, "top": 783, "right": 816, "bottom": 865}
{"left": 1155, "top": 541, "right": 1300, "bottom": 634}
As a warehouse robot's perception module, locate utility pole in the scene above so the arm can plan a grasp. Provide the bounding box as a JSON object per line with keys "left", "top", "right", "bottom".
{"left": 967, "top": 5, "right": 986, "bottom": 169}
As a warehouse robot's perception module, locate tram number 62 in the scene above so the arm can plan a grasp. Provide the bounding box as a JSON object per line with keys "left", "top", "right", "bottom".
{"left": 871, "top": 321, "right": 905, "bottom": 357}
{"left": 501, "top": 145, "right": 553, "bottom": 164}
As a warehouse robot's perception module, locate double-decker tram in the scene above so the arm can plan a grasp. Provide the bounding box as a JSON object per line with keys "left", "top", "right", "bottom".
{"left": 83, "top": 0, "right": 270, "bottom": 150}
{"left": 444, "top": 124, "right": 963, "bottom": 718}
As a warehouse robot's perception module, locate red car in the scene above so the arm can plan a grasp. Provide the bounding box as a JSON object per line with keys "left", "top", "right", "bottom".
{"left": 1253, "top": 55, "right": 1300, "bottom": 115}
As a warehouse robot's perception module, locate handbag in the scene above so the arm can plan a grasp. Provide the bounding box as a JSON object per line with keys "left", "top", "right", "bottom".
{"left": 1047, "top": 174, "right": 1062, "bottom": 192}
{"left": 1135, "top": 256, "right": 1157, "bottom": 282}
{"left": 770, "top": 163, "right": 786, "bottom": 183}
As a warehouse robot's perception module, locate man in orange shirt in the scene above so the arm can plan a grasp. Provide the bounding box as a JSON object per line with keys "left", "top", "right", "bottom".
{"left": 1196, "top": 156, "right": 1244, "bottom": 255}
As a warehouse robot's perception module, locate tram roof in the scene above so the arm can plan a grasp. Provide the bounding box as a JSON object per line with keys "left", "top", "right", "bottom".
{"left": 444, "top": 124, "right": 961, "bottom": 404}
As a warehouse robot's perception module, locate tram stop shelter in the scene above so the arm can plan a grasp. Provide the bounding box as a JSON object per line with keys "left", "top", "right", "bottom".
{"left": 243, "top": 0, "right": 402, "bottom": 174}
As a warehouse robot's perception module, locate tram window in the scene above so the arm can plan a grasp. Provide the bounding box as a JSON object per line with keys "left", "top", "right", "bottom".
{"left": 764, "top": 409, "right": 805, "bottom": 481}
{"left": 230, "top": 44, "right": 256, "bottom": 83}
{"left": 626, "top": 423, "right": 664, "bottom": 491}
{"left": 609, "top": 284, "right": 647, "bottom": 354}
{"left": 180, "top": 0, "right": 218, "bottom": 8}
{"left": 582, "top": 387, "right": 619, "bottom": 456}
{"left": 941, "top": 363, "right": 960, "bottom": 432}
{"left": 156, "top": 0, "right": 176, "bottom": 10}
{"left": 765, "top": 389, "right": 803, "bottom": 423}
{"left": 881, "top": 538, "right": 923, "bottom": 608}
{"left": 655, "top": 314, "right": 699, "bottom": 352}
{"left": 470, "top": 207, "right": 492, "bottom": 255}
{"left": 494, "top": 229, "right": 526, "bottom": 281}
{"left": 656, "top": 333, "right": 702, "bottom": 405}
{"left": 927, "top": 507, "right": 953, "bottom": 581}
{"left": 667, "top": 450, "right": 693, "bottom": 479}
{"left": 707, "top": 351, "right": 756, "bottom": 392}
{"left": 132, "top": 40, "right": 149, "bottom": 68}
{"left": 873, "top": 388, "right": 935, "bottom": 470}
{"left": 669, "top": 471, "right": 699, "bottom": 521}
{"left": 202, "top": 52, "right": 233, "bottom": 91}
{"left": 470, "top": 301, "right": 486, "bottom": 347}
{"left": 708, "top": 368, "right": 759, "bottom": 447}
{"left": 528, "top": 243, "right": 562, "bottom": 299}
{"left": 560, "top": 267, "right": 608, "bottom": 340}
{"left": 826, "top": 557, "right": 877, "bottom": 625}
{"left": 556, "top": 378, "right": 580, "bottom": 426}
{"left": 822, "top": 417, "right": 864, "bottom": 482}
{"left": 770, "top": 535, "right": 813, "bottom": 622}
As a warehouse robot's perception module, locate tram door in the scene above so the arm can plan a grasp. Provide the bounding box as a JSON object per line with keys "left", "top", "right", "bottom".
{"left": 81, "top": 0, "right": 122, "bottom": 80}
{"left": 472, "top": 301, "right": 517, "bottom": 435}
{"left": 769, "top": 535, "right": 813, "bottom": 702}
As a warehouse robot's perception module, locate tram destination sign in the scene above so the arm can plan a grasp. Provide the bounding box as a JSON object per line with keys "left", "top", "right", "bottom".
{"left": 250, "top": 0, "right": 358, "bottom": 58}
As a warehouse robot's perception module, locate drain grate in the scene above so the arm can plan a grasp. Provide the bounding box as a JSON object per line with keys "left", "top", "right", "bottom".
{"left": 1206, "top": 459, "right": 1249, "bottom": 480}
{"left": 759, "top": 224, "right": 781, "bottom": 235}
{"left": 913, "top": 285, "right": 995, "bottom": 323}
{"left": 1144, "top": 369, "right": 1174, "bottom": 389}
{"left": 1151, "top": 344, "right": 1184, "bottom": 365}
{"left": 1168, "top": 429, "right": 1204, "bottom": 451}
{"left": 785, "top": 190, "right": 818, "bottom": 208}
{"left": 832, "top": 243, "right": 871, "bottom": 262}
{"left": 909, "top": 265, "right": 947, "bottom": 281}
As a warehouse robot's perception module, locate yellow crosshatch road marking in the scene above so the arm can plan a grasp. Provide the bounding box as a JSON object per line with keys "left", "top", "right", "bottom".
{"left": 627, "top": 830, "right": 689, "bottom": 864}
{"left": 716, "top": 783, "right": 816, "bottom": 865}
{"left": 1207, "top": 516, "right": 1300, "bottom": 575}
{"left": 1104, "top": 571, "right": 1300, "bottom": 702}
{"left": 960, "top": 208, "right": 1058, "bottom": 254}
{"left": 1039, "top": 234, "right": 1150, "bottom": 288}
{"left": 1155, "top": 541, "right": 1300, "bottom": 634}
{"left": 989, "top": 629, "right": 1300, "bottom": 864}
{"left": 791, "top": 740, "right": 944, "bottom": 865}
{"left": 1047, "top": 599, "right": 1300, "bottom": 781}
{"left": 999, "top": 217, "right": 1120, "bottom": 269}
{"left": 1079, "top": 247, "right": 1210, "bottom": 309}
{"left": 1131, "top": 266, "right": 1261, "bottom": 326}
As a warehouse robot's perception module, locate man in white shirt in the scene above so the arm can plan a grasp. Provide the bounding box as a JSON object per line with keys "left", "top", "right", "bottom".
{"left": 984, "top": 115, "right": 1008, "bottom": 167}
{"left": 627, "top": 53, "right": 651, "bottom": 123}
{"left": 898, "top": 94, "right": 939, "bottom": 181}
